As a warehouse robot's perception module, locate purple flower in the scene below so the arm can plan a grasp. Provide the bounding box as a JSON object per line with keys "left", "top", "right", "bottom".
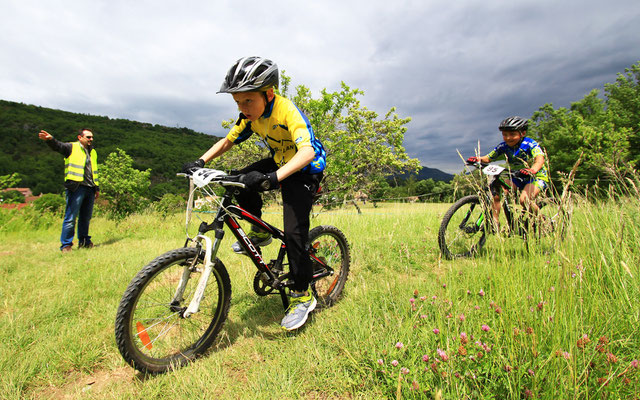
{"left": 420, "top": 314, "right": 428, "bottom": 319}
{"left": 400, "top": 367, "right": 410, "bottom": 375}
{"left": 630, "top": 359, "right": 639, "bottom": 368}
{"left": 481, "top": 324, "right": 490, "bottom": 332}
{"left": 459, "top": 314, "right": 466, "bottom": 322}
{"left": 562, "top": 351, "right": 571, "bottom": 360}
{"left": 422, "top": 354, "right": 430, "bottom": 362}
{"left": 478, "top": 289, "right": 485, "bottom": 297}
{"left": 395, "top": 342, "right": 404, "bottom": 349}
{"left": 409, "top": 297, "right": 415, "bottom": 304}
{"left": 377, "top": 359, "right": 384, "bottom": 366}
{"left": 528, "top": 369, "right": 535, "bottom": 376}
{"left": 391, "top": 360, "right": 399, "bottom": 367}
{"left": 433, "top": 328, "right": 440, "bottom": 335}
{"left": 437, "top": 348, "right": 449, "bottom": 361}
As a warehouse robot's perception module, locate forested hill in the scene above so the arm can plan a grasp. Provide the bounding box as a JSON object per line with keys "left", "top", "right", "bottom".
{"left": 0, "top": 100, "right": 222, "bottom": 197}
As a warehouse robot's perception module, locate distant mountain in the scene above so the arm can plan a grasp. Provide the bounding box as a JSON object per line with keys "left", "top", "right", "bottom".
{"left": 394, "top": 166, "right": 454, "bottom": 182}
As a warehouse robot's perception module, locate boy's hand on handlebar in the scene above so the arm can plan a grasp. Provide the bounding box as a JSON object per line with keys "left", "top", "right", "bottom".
{"left": 466, "top": 156, "right": 479, "bottom": 164}
{"left": 181, "top": 159, "right": 205, "bottom": 174}
{"left": 518, "top": 168, "right": 535, "bottom": 177}
{"left": 241, "top": 171, "right": 279, "bottom": 191}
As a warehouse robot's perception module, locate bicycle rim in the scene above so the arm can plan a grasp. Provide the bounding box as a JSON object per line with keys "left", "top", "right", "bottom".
{"left": 309, "top": 226, "right": 350, "bottom": 308}
{"left": 115, "top": 247, "right": 231, "bottom": 373}
{"left": 439, "top": 195, "right": 487, "bottom": 259}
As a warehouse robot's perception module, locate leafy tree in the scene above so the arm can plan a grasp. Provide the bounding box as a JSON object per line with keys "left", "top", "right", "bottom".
{"left": 287, "top": 80, "right": 420, "bottom": 200}
{"left": 604, "top": 61, "right": 640, "bottom": 166}
{"left": 100, "top": 148, "right": 151, "bottom": 219}
{"left": 0, "top": 173, "right": 21, "bottom": 190}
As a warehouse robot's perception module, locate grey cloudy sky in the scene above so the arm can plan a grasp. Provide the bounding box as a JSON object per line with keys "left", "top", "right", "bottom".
{"left": 1, "top": 0, "right": 639, "bottom": 173}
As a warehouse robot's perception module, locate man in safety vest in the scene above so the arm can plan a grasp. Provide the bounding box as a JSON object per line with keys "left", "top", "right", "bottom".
{"left": 38, "top": 128, "right": 100, "bottom": 252}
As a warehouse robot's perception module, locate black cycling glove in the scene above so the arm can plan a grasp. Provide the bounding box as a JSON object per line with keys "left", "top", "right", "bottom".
{"left": 241, "top": 171, "right": 279, "bottom": 192}
{"left": 181, "top": 159, "right": 205, "bottom": 174}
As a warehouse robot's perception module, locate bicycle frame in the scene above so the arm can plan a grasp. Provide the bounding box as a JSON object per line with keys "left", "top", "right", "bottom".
{"left": 177, "top": 170, "right": 333, "bottom": 315}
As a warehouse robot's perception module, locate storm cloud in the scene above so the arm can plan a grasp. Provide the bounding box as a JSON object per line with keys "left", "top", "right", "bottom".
{"left": 1, "top": 0, "right": 638, "bottom": 173}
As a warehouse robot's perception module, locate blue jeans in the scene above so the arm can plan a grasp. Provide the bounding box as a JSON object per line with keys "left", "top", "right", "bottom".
{"left": 61, "top": 185, "right": 96, "bottom": 249}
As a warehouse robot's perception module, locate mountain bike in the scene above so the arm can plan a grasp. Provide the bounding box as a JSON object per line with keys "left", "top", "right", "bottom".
{"left": 438, "top": 162, "right": 571, "bottom": 259}
{"left": 114, "top": 168, "right": 350, "bottom": 374}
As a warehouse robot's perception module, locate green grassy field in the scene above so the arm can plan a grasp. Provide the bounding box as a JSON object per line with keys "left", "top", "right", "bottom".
{"left": 1, "top": 198, "right": 638, "bottom": 399}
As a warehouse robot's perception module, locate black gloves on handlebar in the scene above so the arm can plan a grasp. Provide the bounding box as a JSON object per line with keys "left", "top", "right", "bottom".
{"left": 241, "top": 171, "right": 279, "bottom": 192}
{"left": 466, "top": 156, "right": 479, "bottom": 164}
{"left": 518, "top": 168, "right": 536, "bottom": 177}
{"left": 181, "top": 159, "right": 205, "bottom": 174}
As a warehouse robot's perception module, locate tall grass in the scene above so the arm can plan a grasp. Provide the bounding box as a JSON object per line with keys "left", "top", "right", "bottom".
{"left": 0, "top": 196, "right": 638, "bottom": 399}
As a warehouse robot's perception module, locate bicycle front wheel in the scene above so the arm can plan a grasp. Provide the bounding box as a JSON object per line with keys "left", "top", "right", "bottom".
{"left": 114, "top": 247, "right": 231, "bottom": 374}
{"left": 308, "top": 225, "right": 350, "bottom": 308}
{"left": 438, "top": 195, "right": 488, "bottom": 259}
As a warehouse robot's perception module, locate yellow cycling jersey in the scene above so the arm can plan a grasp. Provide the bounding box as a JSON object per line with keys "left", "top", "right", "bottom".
{"left": 226, "top": 94, "right": 326, "bottom": 173}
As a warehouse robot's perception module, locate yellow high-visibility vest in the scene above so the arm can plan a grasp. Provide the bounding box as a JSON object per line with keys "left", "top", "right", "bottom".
{"left": 64, "top": 142, "right": 99, "bottom": 185}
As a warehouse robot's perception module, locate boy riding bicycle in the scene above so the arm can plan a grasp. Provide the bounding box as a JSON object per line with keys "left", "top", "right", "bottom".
{"left": 466, "top": 116, "right": 549, "bottom": 231}
{"left": 182, "top": 57, "right": 326, "bottom": 331}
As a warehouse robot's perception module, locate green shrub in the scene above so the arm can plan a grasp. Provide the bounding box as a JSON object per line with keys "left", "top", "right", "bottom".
{"left": 32, "top": 193, "right": 66, "bottom": 214}
{"left": 0, "top": 190, "right": 25, "bottom": 204}
{"left": 154, "top": 193, "right": 185, "bottom": 218}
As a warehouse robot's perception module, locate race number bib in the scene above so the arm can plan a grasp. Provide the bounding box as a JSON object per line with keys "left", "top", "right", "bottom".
{"left": 482, "top": 165, "right": 505, "bottom": 176}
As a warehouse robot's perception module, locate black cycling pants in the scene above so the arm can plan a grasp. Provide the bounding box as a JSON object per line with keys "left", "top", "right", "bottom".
{"left": 235, "top": 158, "right": 322, "bottom": 292}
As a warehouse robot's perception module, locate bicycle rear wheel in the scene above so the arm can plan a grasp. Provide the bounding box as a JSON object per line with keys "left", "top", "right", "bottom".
{"left": 438, "top": 195, "right": 488, "bottom": 259}
{"left": 308, "top": 225, "right": 350, "bottom": 308}
{"left": 115, "top": 247, "right": 231, "bottom": 374}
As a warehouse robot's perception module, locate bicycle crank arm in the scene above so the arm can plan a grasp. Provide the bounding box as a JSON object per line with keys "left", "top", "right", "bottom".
{"left": 183, "top": 234, "right": 221, "bottom": 318}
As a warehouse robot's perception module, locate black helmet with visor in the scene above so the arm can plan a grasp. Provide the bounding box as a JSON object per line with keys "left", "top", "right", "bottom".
{"left": 218, "top": 57, "right": 279, "bottom": 94}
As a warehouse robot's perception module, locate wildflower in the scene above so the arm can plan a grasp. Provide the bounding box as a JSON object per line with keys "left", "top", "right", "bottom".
{"left": 504, "top": 365, "right": 512, "bottom": 373}
{"left": 446, "top": 313, "right": 452, "bottom": 319}
{"left": 400, "top": 367, "right": 410, "bottom": 375}
{"left": 526, "top": 327, "right": 534, "bottom": 335}
{"left": 481, "top": 324, "right": 490, "bottom": 332}
{"left": 528, "top": 369, "right": 535, "bottom": 376}
{"left": 411, "top": 380, "right": 419, "bottom": 391}
{"left": 489, "top": 300, "right": 496, "bottom": 308}
{"left": 474, "top": 305, "right": 480, "bottom": 310}
{"left": 409, "top": 298, "right": 415, "bottom": 304}
{"left": 631, "top": 359, "right": 639, "bottom": 368}
{"left": 495, "top": 307, "right": 502, "bottom": 314}
{"left": 433, "top": 328, "right": 440, "bottom": 335}
{"left": 442, "top": 283, "right": 446, "bottom": 288}
{"left": 454, "top": 372, "right": 461, "bottom": 379}
{"left": 377, "top": 359, "right": 384, "bottom": 366}
{"left": 576, "top": 333, "right": 590, "bottom": 349}
{"left": 550, "top": 286, "right": 555, "bottom": 292}
{"left": 537, "top": 301, "right": 544, "bottom": 311}
{"left": 395, "top": 342, "right": 404, "bottom": 349}
{"left": 420, "top": 296, "right": 427, "bottom": 301}
{"left": 391, "top": 360, "right": 399, "bottom": 367}
{"left": 459, "top": 314, "right": 466, "bottom": 322}
{"left": 458, "top": 346, "right": 467, "bottom": 356}
{"left": 437, "top": 348, "right": 449, "bottom": 361}
{"left": 606, "top": 353, "right": 618, "bottom": 364}
{"left": 420, "top": 314, "right": 427, "bottom": 319}
{"left": 460, "top": 332, "right": 468, "bottom": 344}
{"left": 432, "top": 295, "right": 437, "bottom": 300}
{"left": 422, "top": 354, "right": 430, "bottom": 362}
{"left": 513, "top": 327, "right": 520, "bottom": 336}
{"left": 562, "top": 351, "right": 571, "bottom": 360}
{"left": 599, "top": 336, "right": 609, "bottom": 344}
{"left": 414, "top": 289, "right": 419, "bottom": 296}
{"left": 478, "top": 289, "right": 485, "bottom": 297}
{"left": 467, "top": 289, "right": 471, "bottom": 295}
{"left": 524, "top": 389, "right": 533, "bottom": 399}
